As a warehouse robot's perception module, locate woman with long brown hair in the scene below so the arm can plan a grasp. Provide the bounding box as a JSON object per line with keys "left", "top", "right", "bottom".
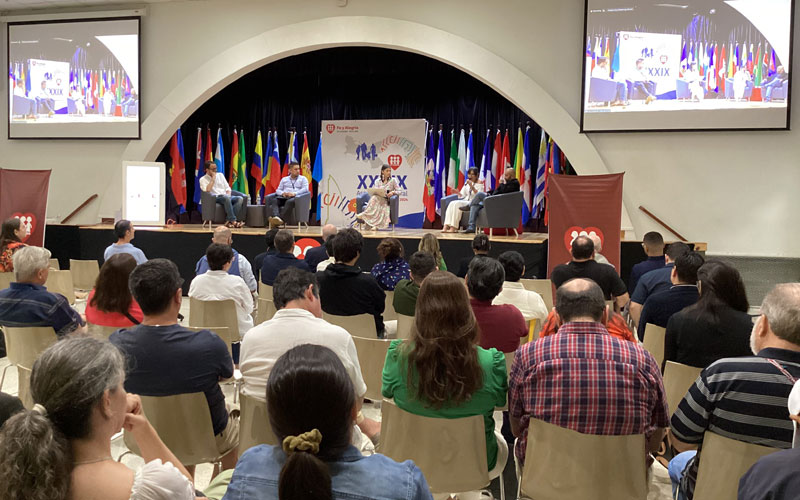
{"left": 0, "top": 218, "right": 27, "bottom": 272}
{"left": 381, "top": 271, "right": 508, "bottom": 474}
{"left": 86, "top": 253, "right": 144, "bottom": 327}
{"left": 418, "top": 233, "right": 446, "bottom": 271}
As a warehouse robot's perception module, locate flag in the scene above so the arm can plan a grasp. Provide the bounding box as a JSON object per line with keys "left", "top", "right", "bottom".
{"left": 604, "top": 36, "right": 610, "bottom": 59}
{"left": 205, "top": 127, "right": 213, "bottom": 163}
{"left": 193, "top": 127, "right": 203, "bottom": 206}
{"left": 728, "top": 43, "right": 736, "bottom": 78}
{"left": 513, "top": 126, "right": 523, "bottom": 180}
{"left": 423, "top": 129, "right": 436, "bottom": 223}
{"left": 300, "top": 131, "right": 312, "bottom": 184}
{"left": 754, "top": 44, "right": 763, "bottom": 86}
{"left": 465, "top": 128, "right": 475, "bottom": 181}
{"left": 312, "top": 133, "right": 324, "bottom": 221}
{"left": 229, "top": 128, "right": 239, "bottom": 186}
{"left": 251, "top": 130, "right": 264, "bottom": 200}
{"left": 552, "top": 140, "right": 561, "bottom": 175}
{"left": 501, "top": 129, "right": 511, "bottom": 181}
{"left": 479, "top": 129, "right": 491, "bottom": 185}
{"left": 236, "top": 131, "right": 248, "bottom": 195}
{"left": 770, "top": 49, "right": 776, "bottom": 72}
{"left": 457, "top": 128, "right": 467, "bottom": 191}
{"left": 533, "top": 130, "right": 547, "bottom": 215}
{"left": 611, "top": 35, "right": 620, "bottom": 77}
{"left": 263, "top": 131, "right": 276, "bottom": 196}
{"left": 434, "top": 128, "right": 446, "bottom": 214}
{"left": 283, "top": 130, "right": 297, "bottom": 178}
{"left": 521, "top": 126, "right": 532, "bottom": 224}
{"left": 447, "top": 128, "right": 458, "bottom": 195}
{"left": 718, "top": 45, "right": 726, "bottom": 94}
{"left": 214, "top": 127, "right": 225, "bottom": 176}
{"left": 593, "top": 37, "right": 601, "bottom": 72}
{"left": 269, "top": 131, "right": 282, "bottom": 192}
{"left": 491, "top": 129, "right": 501, "bottom": 191}
{"left": 169, "top": 129, "right": 187, "bottom": 213}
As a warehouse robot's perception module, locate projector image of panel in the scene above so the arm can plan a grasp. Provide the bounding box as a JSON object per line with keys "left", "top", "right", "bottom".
{"left": 580, "top": 0, "right": 793, "bottom": 132}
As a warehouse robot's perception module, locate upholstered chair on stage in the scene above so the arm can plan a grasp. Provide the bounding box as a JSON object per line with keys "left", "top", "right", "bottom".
{"left": 200, "top": 190, "right": 248, "bottom": 227}
{"left": 262, "top": 192, "right": 311, "bottom": 229}
{"left": 588, "top": 77, "right": 620, "bottom": 104}
{"left": 443, "top": 190, "right": 524, "bottom": 236}
{"left": 356, "top": 192, "right": 399, "bottom": 229}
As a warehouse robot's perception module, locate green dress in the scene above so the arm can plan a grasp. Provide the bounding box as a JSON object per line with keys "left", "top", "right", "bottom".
{"left": 381, "top": 339, "right": 508, "bottom": 469}
{"left": 438, "top": 256, "right": 447, "bottom": 271}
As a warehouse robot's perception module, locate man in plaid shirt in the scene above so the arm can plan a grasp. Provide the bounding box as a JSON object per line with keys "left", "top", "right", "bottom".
{"left": 509, "top": 278, "right": 669, "bottom": 465}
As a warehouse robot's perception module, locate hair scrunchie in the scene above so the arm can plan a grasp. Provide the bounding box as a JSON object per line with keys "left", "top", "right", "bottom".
{"left": 32, "top": 404, "right": 48, "bottom": 417}
{"left": 282, "top": 429, "right": 322, "bottom": 455}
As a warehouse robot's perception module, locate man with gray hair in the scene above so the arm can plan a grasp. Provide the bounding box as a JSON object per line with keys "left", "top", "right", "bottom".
{"left": 195, "top": 225, "right": 257, "bottom": 293}
{"left": 0, "top": 246, "right": 86, "bottom": 356}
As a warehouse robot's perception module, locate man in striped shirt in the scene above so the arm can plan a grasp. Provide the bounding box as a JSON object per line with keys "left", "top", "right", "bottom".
{"left": 669, "top": 283, "right": 800, "bottom": 500}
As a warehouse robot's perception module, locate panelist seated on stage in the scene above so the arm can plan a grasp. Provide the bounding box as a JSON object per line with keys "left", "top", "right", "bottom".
{"left": 591, "top": 56, "right": 628, "bottom": 105}
{"left": 104, "top": 219, "right": 148, "bottom": 265}
{"left": 196, "top": 226, "right": 257, "bottom": 293}
{"left": 460, "top": 167, "right": 520, "bottom": 233}
{"left": 260, "top": 229, "right": 309, "bottom": 286}
{"left": 199, "top": 160, "right": 248, "bottom": 228}
{"left": 12, "top": 80, "right": 36, "bottom": 119}
{"left": 551, "top": 235, "right": 629, "bottom": 310}
{"left": 267, "top": 162, "right": 309, "bottom": 229}
{"left": 356, "top": 164, "right": 399, "bottom": 230}
{"left": 443, "top": 167, "right": 484, "bottom": 232}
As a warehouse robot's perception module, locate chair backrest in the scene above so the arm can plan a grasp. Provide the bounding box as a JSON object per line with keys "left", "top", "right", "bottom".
{"left": 483, "top": 190, "right": 524, "bottom": 228}
{"left": 258, "top": 282, "right": 273, "bottom": 300}
{"left": 48, "top": 258, "right": 60, "bottom": 270}
{"left": 396, "top": 313, "right": 415, "bottom": 340}
{"left": 69, "top": 259, "right": 100, "bottom": 290}
{"left": 379, "top": 398, "right": 490, "bottom": 494}
{"left": 0, "top": 272, "right": 13, "bottom": 290}
{"left": 322, "top": 312, "right": 376, "bottom": 338}
{"left": 239, "top": 392, "right": 279, "bottom": 454}
{"left": 352, "top": 336, "right": 393, "bottom": 401}
{"left": 2, "top": 326, "right": 57, "bottom": 368}
{"left": 16, "top": 365, "right": 33, "bottom": 409}
{"left": 519, "top": 279, "right": 554, "bottom": 312}
{"left": 383, "top": 290, "right": 397, "bottom": 321}
{"left": 642, "top": 323, "right": 666, "bottom": 368}
{"left": 44, "top": 270, "right": 75, "bottom": 305}
{"left": 123, "top": 392, "right": 224, "bottom": 466}
{"left": 255, "top": 298, "right": 277, "bottom": 325}
{"left": 693, "top": 431, "right": 779, "bottom": 500}
{"left": 183, "top": 326, "right": 233, "bottom": 356}
{"left": 520, "top": 418, "right": 648, "bottom": 500}
{"left": 497, "top": 351, "right": 515, "bottom": 411}
{"left": 86, "top": 322, "right": 119, "bottom": 340}
{"left": 663, "top": 361, "right": 702, "bottom": 417}
{"left": 189, "top": 297, "right": 240, "bottom": 340}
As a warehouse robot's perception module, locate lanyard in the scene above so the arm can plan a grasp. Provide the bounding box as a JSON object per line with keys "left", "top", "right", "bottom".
{"left": 767, "top": 359, "right": 798, "bottom": 384}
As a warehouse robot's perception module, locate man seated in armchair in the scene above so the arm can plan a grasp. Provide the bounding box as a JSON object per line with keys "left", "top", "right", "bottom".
{"left": 460, "top": 167, "right": 520, "bottom": 233}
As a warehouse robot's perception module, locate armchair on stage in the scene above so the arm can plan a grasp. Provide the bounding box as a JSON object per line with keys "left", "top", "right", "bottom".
{"left": 587, "top": 78, "right": 620, "bottom": 105}
{"left": 356, "top": 192, "right": 399, "bottom": 230}
{"left": 441, "top": 190, "right": 524, "bottom": 236}
{"left": 200, "top": 191, "right": 248, "bottom": 227}
{"left": 11, "top": 95, "right": 36, "bottom": 117}
{"left": 263, "top": 192, "right": 311, "bottom": 229}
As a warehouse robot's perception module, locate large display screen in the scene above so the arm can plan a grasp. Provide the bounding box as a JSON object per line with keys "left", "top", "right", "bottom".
{"left": 581, "top": 0, "right": 793, "bottom": 132}
{"left": 8, "top": 17, "right": 140, "bottom": 139}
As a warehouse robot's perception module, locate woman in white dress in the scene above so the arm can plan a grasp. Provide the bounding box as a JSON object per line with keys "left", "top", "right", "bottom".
{"left": 357, "top": 164, "right": 399, "bottom": 230}
{"left": 733, "top": 65, "right": 752, "bottom": 101}
{"left": 443, "top": 167, "right": 484, "bottom": 232}
{"left": 0, "top": 337, "right": 201, "bottom": 500}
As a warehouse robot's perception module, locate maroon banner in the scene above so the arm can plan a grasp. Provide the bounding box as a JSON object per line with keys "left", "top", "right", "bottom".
{"left": 0, "top": 169, "right": 52, "bottom": 247}
{"left": 547, "top": 173, "right": 624, "bottom": 277}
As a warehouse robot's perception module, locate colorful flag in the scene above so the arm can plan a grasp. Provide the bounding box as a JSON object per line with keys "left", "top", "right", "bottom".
{"left": 754, "top": 44, "right": 763, "bottom": 86}
{"left": 300, "top": 131, "right": 312, "bottom": 184}
{"left": 229, "top": 128, "right": 239, "bottom": 186}
{"left": 214, "top": 127, "right": 225, "bottom": 176}
{"left": 604, "top": 37, "right": 610, "bottom": 59}
{"left": 533, "top": 130, "right": 547, "bottom": 215}
{"left": 611, "top": 35, "right": 620, "bottom": 77}
{"left": 434, "top": 128, "right": 446, "bottom": 214}
{"left": 457, "top": 128, "right": 467, "bottom": 191}
{"left": 501, "top": 129, "right": 511, "bottom": 180}
{"left": 312, "top": 133, "right": 323, "bottom": 221}
{"left": 169, "top": 129, "right": 187, "bottom": 213}
{"left": 552, "top": 140, "right": 561, "bottom": 175}
{"left": 283, "top": 130, "right": 297, "bottom": 178}
{"left": 465, "top": 128, "right": 475, "bottom": 182}
{"left": 728, "top": 43, "right": 735, "bottom": 78}
{"left": 479, "top": 129, "right": 491, "bottom": 185}
{"left": 718, "top": 45, "right": 727, "bottom": 94}
{"left": 521, "top": 126, "right": 532, "bottom": 224}
{"left": 193, "top": 127, "right": 203, "bottom": 206}
{"left": 236, "top": 131, "right": 247, "bottom": 195}
{"left": 513, "top": 126, "right": 523, "bottom": 180}
{"left": 205, "top": 127, "right": 213, "bottom": 163}
{"left": 263, "top": 131, "right": 276, "bottom": 196}
{"left": 423, "top": 129, "right": 436, "bottom": 223}
{"left": 269, "top": 130, "right": 282, "bottom": 192}
{"left": 251, "top": 130, "right": 263, "bottom": 201}
{"left": 491, "top": 129, "right": 502, "bottom": 191}
{"left": 447, "top": 128, "right": 459, "bottom": 196}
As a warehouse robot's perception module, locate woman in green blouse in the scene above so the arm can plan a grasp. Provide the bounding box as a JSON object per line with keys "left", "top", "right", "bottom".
{"left": 418, "top": 233, "right": 447, "bottom": 271}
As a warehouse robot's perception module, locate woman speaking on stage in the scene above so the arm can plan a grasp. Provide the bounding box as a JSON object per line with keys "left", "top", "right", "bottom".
{"left": 442, "top": 167, "right": 484, "bottom": 232}
{"left": 357, "top": 164, "right": 399, "bottom": 230}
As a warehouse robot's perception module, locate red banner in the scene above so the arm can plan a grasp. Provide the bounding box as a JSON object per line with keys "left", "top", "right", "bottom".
{"left": 0, "top": 169, "right": 52, "bottom": 247}
{"left": 547, "top": 173, "right": 624, "bottom": 277}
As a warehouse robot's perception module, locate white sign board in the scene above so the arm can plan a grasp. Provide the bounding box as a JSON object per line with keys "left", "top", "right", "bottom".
{"left": 122, "top": 161, "right": 165, "bottom": 226}
{"left": 28, "top": 58, "right": 70, "bottom": 112}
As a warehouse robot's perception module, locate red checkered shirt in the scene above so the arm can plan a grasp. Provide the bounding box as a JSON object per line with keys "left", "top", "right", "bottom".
{"left": 508, "top": 321, "right": 669, "bottom": 464}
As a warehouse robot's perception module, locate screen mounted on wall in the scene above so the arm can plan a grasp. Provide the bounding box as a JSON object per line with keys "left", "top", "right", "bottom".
{"left": 581, "top": 0, "right": 793, "bottom": 132}
{"left": 8, "top": 17, "right": 140, "bottom": 139}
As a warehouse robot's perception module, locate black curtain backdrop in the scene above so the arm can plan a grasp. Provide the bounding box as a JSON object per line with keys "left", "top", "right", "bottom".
{"left": 157, "top": 47, "right": 574, "bottom": 230}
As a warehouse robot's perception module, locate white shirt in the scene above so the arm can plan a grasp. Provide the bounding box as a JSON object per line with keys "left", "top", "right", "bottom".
{"left": 459, "top": 180, "right": 484, "bottom": 202}
{"left": 492, "top": 281, "right": 548, "bottom": 323}
{"left": 129, "top": 459, "right": 194, "bottom": 500}
{"left": 188, "top": 270, "right": 254, "bottom": 337}
{"left": 317, "top": 256, "right": 335, "bottom": 272}
{"left": 236, "top": 254, "right": 257, "bottom": 292}
{"left": 199, "top": 172, "right": 231, "bottom": 196}
{"left": 592, "top": 65, "right": 611, "bottom": 79}
{"left": 240, "top": 308, "right": 367, "bottom": 400}
{"left": 13, "top": 85, "right": 27, "bottom": 97}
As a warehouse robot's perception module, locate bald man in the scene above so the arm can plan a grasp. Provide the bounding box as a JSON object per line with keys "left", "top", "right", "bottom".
{"left": 195, "top": 226, "right": 257, "bottom": 292}
{"left": 304, "top": 224, "right": 338, "bottom": 271}
{"left": 461, "top": 167, "right": 520, "bottom": 233}
{"left": 589, "top": 234, "right": 612, "bottom": 267}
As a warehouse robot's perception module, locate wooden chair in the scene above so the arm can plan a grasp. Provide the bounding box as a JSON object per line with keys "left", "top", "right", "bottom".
{"left": 17, "top": 365, "right": 33, "bottom": 408}
{"left": 663, "top": 361, "right": 702, "bottom": 417}
{"left": 0, "top": 272, "right": 13, "bottom": 290}
{"left": 519, "top": 279, "right": 554, "bottom": 312}
{"left": 69, "top": 259, "right": 100, "bottom": 290}
{"left": 44, "top": 270, "right": 75, "bottom": 305}
{"left": 48, "top": 258, "right": 60, "bottom": 270}
{"left": 642, "top": 323, "right": 666, "bottom": 368}
{"left": 351, "top": 335, "right": 392, "bottom": 401}
{"left": 86, "top": 322, "right": 120, "bottom": 340}
{"left": 238, "top": 392, "right": 279, "bottom": 454}
{"left": 396, "top": 313, "right": 415, "bottom": 340}
{"left": 693, "top": 431, "right": 779, "bottom": 500}
{"left": 518, "top": 418, "right": 647, "bottom": 500}
{"left": 497, "top": 351, "right": 514, "bottom": 411}
{"left": 189, "top": 297, "right": 241, "bottom": 344}
{"left": 1, "top": 326, "right": 57, "bottom": 405}
{"left": 383, "top": 290, "right": 397, "bottom": 321}
{"left": 255, "top": 298, "right": 277, "bottom": 326}
{"left": 322, "top": 312, "right": 377, "bottom": 338}
{"left": 258, "top": 282, "right": 273, "bottom": 300}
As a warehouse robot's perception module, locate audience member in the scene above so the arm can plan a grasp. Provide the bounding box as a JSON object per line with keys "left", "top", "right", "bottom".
{"left": 664, "top": 260, "right": 752, "bottom": 368}
{"left": 589, "top": 233, "right": 612, "bottom": 266}
{"left": 467, "top": 256, "right": 527, "bottom": 353}
{"left": 200, "top": 160, "right": 247, "bottom": 228}
{"left": 493, "top": 250, "right": 548, "bottom": 323}
{"left": 259, "top": 229, "right": 309, "bottom": 286}
{"left": 629, "top": 231, "right": 666, "bottom": 293}
{"left": 669, "top": 283, "right": 800, "bottom": 500}
{"left": 86, "top": 253, "right": 143, "bottom": 327}
{"left": 630, "top": 242, "right": 691, "bottom": 325}
{"left": 103, "top": 219, "right": 148, "bottom": 265}
{"left": 253, "top": 228, "right": 279, "bottom": 283}
{"left": 0, "top": 337, "right": 196, "bottom": 500}
{"left": 393, "top": 251, "right": 437, "bottom": 317}
{"left": 538, "top": 305, "right": 636, "bottom": 343}
{"left": 317, "top": 228, "right": 386, "bottom": 337}
{"left": 189, "top": 243, "right": 254, "bottom": 337}
{"left": 637, "top": 251, "right": 704, "bottom": 340}
{"left": 0, "top": 391, "right": 23, "bottom": 429}
{"left": 316, "top": 233, "right": 336, "bottom": 271}
{"left": 227, "top": 344, "right": 432, "bottom": 500}
{"left": 509, "top": 278, "right": 668, "bottom": 466}
{"left": 382, "top": 271, "right": 507, "bottom": 471}
{"left": 456, "top": 233, "right": 491, "bottom": 278}
{"left": 240, "top": 267, "right": 380, "bottom": 443}
{"left": 418, "top": 233, "right": 446, "bottom": 271}
{"left": 0, "top": 218, "right": 27, "bottom": 272}
{"left": 371, "top": 238, "right": 410, "bottom": 291}
{"left": 304, "top": 224, "right": 337, "bottom": 271}
{"left": 551, "top": 235, "right": 629, "bottom": 308}
{"left": 111, "top": 259, "right": 238, "bottom": 472}
{"left": 195, "top": 226, "right": 256, "bottom": 293}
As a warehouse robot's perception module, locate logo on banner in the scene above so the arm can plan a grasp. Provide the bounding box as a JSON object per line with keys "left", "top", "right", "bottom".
{"left": 660, "top": 55, "right": 668, "bottom": 65}
{"left": 388, "top": 155, "right": 402, "bottom": 169}
{"left": 564, "top": 226, "right": 604, "bottom": 252}
{"left": 326, "top": 124, "right": 335, "bottom": 134}
{"left": 294, "top": 238, "right": 320, "bottom": 259}
{"left": 12, "top": 212, "right": 35, "bottom": 242}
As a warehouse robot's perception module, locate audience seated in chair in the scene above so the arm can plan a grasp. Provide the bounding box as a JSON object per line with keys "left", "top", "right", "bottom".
{"left": 0, "top": 217, "right": 28, "bottom": 272}
{"left": 456, "top": 234, "right": 491, "bottom": 278}
{"left": 86, "top": 253, "right": 144, "bottom": 328}
{"left": 509, "top": 278, "right": 668, "bottom": 467}
{"left": 316, "top": 234, "right": 337, "bottom": 272}
{"left": 467, "top": 256, "right": 527, "bottom": 353}
{"left": 104, "top": 219, "right": 148, "bottom": 265}
{"left": 461, "top": 167, "right": 520, "bottom": 233}
{"left": 253, "top": 228, "right": 279, "bottom": 283}
{"left": 110, "top": 259, "right": 239, "bottom": 473}
{"left": 189, "top": 243, "right": 254, "bottom": 337}
{"left": 629, "top": 242, "right": 690, "bottom": 325}
{"left": 304, "top": 224, "right": 337, "bottom": 271}
{"left": 668, "top": 283, "right": 800, "bottom": 500}
{"left": 538, "top": 305, "right": 636, "bottom": 343}
{"left": 195, "top": 226, "right": 257, "bottom": 293}
{"left": 629, "top": 231, "right": 666, "bottom": 295}
{"left": 259, "top": 229, "right": 309, "bottom": 286}
{"left": 418, "top": 233, "right": 447, "bottom": 271}
{"left": 227, "top": 344, "right": 432, "bottom": 500}
{"left": 393, "top": 251, "right": 437, "bottom": 317}
{"left": 551, "top": 235, "right": 629, "bottom": 310}
{"left": 382, "top": 271, "right": 508, "bottom": 472}
{"left": 588, "top": 233, "right": 613, "bottom": 267}
{"left": 240, "top": 266, "right": 380, "bottom": 445}
{"left": 0, "top": 337, "right": 199, "bottom": 500}
{"left": 492, "top": 250, "right": 548, "bottom": 324}
{"left": 371, "top": 238, "right": 410, "bottom": 291}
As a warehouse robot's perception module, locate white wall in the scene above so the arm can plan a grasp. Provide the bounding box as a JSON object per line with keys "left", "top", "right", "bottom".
{"left": 1, "top": 0, "right": 797, "bottom": 257}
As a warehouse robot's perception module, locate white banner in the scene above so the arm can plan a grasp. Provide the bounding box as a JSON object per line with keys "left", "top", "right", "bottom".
{"left": 28, "top": 58, "right": 70, "bottom": 112}
{"left": 618, "top": 32, "right": 682, "bottom": 95}
{"left": 319, "top": 119, "right": 426, "bottom": 228}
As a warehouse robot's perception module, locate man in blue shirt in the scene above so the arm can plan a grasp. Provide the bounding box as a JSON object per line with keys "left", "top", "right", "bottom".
{"left": 260, "top": 229, "right": 309, "bottom": 286}
{"left": 638, "top": 251, "right": 704, "bottom": 340}
{"left": 104, "top": 219, "right": 148, "bottom": 265}
{"left": 196, "top": 225, "right": 257, "bottom": 293}
{"left": 267, "top": 162, "right": 309, "bottom": 229}
{"left": 630, "top": 242, "right": 690, "bottom": 325}
{"left": 629, "top": 231, "right": 666, "bottom": 294}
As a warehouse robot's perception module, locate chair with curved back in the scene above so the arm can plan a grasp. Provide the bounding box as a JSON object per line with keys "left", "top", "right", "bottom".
{"left": 255, "top": 298, "right": 277, "bottom": 325}
{"left": 396, "top": 313, "right": 415, "bottom": 340}
{"left": 663, "top": 361, "right": 702, "bottom": 417}
{"left": 322, "top": 312, "right": 377, "bottom": 338}
{"left": 355, "top": 192, "right": 399, "bottom": 230}
{"left": 86, "top": 322, "right": 120, "bottom": 340}
{"left": 383, "top": 290, "right": 397, "bottom": 321}
{"left": 44, "top": 270, "right": 75, "bottom": 305}
{"left": 189, "top": 297, "right": 241, "bottom": 346}
{"left": 263, "top": 192, "right": 311, "bottom": 229}
{"left": 258, "top": 282, "right": 273, "bottom": 300}
{"left": 69, "top": 259, "right": 100, "bottom": 290}
{"left": 1, "top": 326, "right": 58, "bottom": 407}
{"left": 642, "top": 323, "right": 666, "bottom": 368}
{"left": 238, "top": 392, "right": 279, "bottom": 455}
{"left": 519, "top": 279, "right": 554, "bottom": 312}
{"left": 0, "top": 272, "right": 13, "bottom": 291}
{"left": 48, "top": 258, "right": 60, "bottom": 270}
{"left": 351, "top": 335, "right": 393, "bottom": 401}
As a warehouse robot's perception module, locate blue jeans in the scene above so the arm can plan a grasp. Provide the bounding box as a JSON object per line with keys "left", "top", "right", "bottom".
{"left": 36, "top": 97, "right": 55, "bottom": 114}
{"left": 668, "top": 450, "right": 697, "bottom": 500}
{"left": 215, "top": 190, "right": 247, "bottom": 222}
{"left": 764, "top": 78, "right": 784, "bottom": 101}
{"left": 466, "top": 191, "right": 488, "bottom": 230}
{"left": 633, "top": 81, "right": 656, "bottom": 99}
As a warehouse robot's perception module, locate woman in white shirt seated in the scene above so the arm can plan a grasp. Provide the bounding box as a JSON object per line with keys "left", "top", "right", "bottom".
{"left": 443, "top": 167, "right": 484, "bottom": 232}
{"left": 0, "top": 337, "right": 202, "bottom": 500}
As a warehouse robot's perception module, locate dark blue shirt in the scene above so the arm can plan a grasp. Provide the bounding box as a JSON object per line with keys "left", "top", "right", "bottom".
{"left": 371, "top": 257, "right": 411, "bottom": 291}
{"left": 739, "top": 446, "right": 800, "bottom": 500}
{"left": 110, "top": 324, "right": 233, "bottom": 435}
{"left": 0, "top": 282, "right": 84, "bottom": 335}
{"left": 630, "top": 264, "right": 674, "bottom": 305}
{"left": 629, "top": 256, "right": 666, "bottom": 296}
{"left": 260, "top": 253, "right": 310, "bottom": 285}
{"left": 638, "top": 285, "right": 698, "bottom": 340}
{"left": 303, "top": 244, "right": 328, "bottom": 272}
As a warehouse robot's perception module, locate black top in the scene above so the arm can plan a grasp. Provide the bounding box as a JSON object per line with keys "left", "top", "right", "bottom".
{"left": 738, "top": 447, "right": 800, "bottom": 500}
{"left": 456, "top": 254, "right": 488, "bottom": 278}
{"left": 253, "top": 249, "right": 277, "bottom": 282}
{"left": 664, "top": 305, "right": 753, "bottom": 368}
{"left": 0, "top": 391, "right": 23, "bottom": 428}
{"left": 303, "top": 244, "right": 329, "bottom": 271}
{"left": 637, "top": 285, "right": 699, "bottom": 340}
{"left": 550, "top": 260, "right": 627, "bottom": 299}
{"left": 629, "top": 256, "right": 666, "bottom": 296}
{"left": 317, "top": 263, "right": 386, "bottom": 336}
{"left": 490, "top": 178, "right": 520, "bottom": 195}
{"left": 260, "top": 253, "right": 310, "bottom": 286}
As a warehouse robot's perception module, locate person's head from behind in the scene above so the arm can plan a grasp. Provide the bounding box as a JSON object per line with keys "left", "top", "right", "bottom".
{"left": 0, "top": 337, "right": 126, "bottom": 500}
{"left": 267, "top": 344, "right": 355, "bottom": 500}
{"left": 288, "top": 162, "right": 300, "bottom": 179}
{"left": 273, "top": 267, "right": 321, "bottom": 316}
{"left": 671, "top": 251, "right": 704, "bottom": 285}
{"left": 555, "top": 278, "right": 607, "bottom": 326}
{"left": 419, "top": 233, "right": 441, "bottom": 258}
{"left": 332, "top": 228, "right": 362, "bottom": 264}
{"left": 212, "top": 226, "right": 233, "bottom": 246}
{"left": 691, "top": 259, "right": 748, "bottom": 319}
{"left": 12, "top": 245, "right": 51, "bottom": 285}
{"left": 665, "top": 241, "right": 690, "bottom": 264}
{"left": 472, "top": 233, "right": 490, "bottom": 255}
{"left": 113, "top": 219, "right": 134, "bottom": 243}
{"left": 467, "top": 256, "right": 505, "bottom": 301}
{"left": 570, "top": 235, "right": 594, "bottom": 261}
{"left": 411, "top": 271, "right": 481, "bottom": 408}
{"left": 499, "top": 251, "right": 526, "bottom": 282}
{"left": 264, "top": 228, "right": 279, "bottom": 251}
{"left": 408, "top": 251, "right": 436, "bottom": 285}
{"left": 90, "top": 253, "right": 137, "bottom": 314}
{"left": 324, "top": 234, "right": 336, "bottom": 257}
{"left": 0, "top": 217, "right": 24, "bottom": 246}
{"left": 642, "top": 231, "right": 664, "bottom": 255}
{"left": 274, "top": 229, "right": 296, "bottom": 255}
{"left": 206, "top": 243, "right": 234, "bottom": 272}
{"left": 751, "top": 283, "right": 800, "bottom": 354}
{"left": 128, "top": 259, "right": 184, "bottom": 319}
{"left": 588, "top": 234, "right": 603, "bottom": 254}
{"left": 321, "top": 224, "right": 337, "bottom": 242}
{"left": 377, "top": 238, "right": 404, "bottom": 262}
